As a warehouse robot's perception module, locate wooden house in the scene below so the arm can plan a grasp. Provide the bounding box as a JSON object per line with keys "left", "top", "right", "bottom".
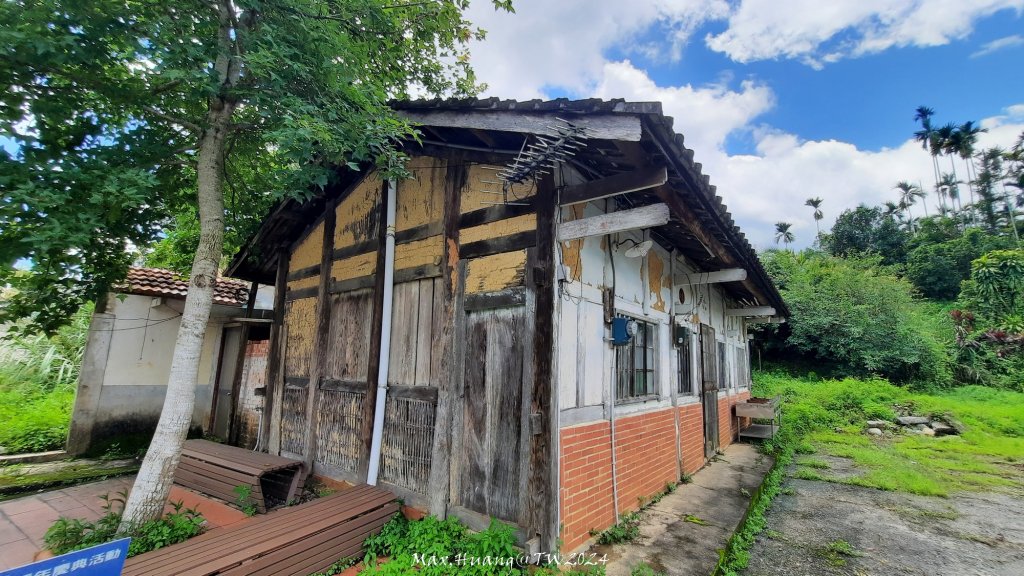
{"left": 226, "top": 98, "right": 788, "bottom": 554}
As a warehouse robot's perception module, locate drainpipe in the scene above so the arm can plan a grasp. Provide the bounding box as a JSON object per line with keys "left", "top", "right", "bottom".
{"left": 367, "top": 179, "right": 398, "bottom": 486}
{"left": 605, "top": 226, "right": 620, "bottom": 520}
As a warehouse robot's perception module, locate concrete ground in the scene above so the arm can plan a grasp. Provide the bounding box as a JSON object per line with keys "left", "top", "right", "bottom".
{"left": 0, "top": 475, "right": 246, "bottom": 571}
{"left": 745, "top": 473, "right": 1024, "bottom": 576}
{"left": 601, "top": 443, "right": 774, "bottom": 576}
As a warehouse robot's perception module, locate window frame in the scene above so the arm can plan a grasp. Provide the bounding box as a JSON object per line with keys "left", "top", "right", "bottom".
{"left": 676, "top": 327, "right": 695, "bottom": 396}
{"left": 717, "top": 341, "right": 728, "bottom": 390}
{"left": 614, "top": 315, "right": 659, "bottom": 404}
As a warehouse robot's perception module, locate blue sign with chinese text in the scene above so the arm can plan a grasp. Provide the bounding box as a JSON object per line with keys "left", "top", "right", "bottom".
{"left": 0, "top": 538, "right": 130, "bottom": 576}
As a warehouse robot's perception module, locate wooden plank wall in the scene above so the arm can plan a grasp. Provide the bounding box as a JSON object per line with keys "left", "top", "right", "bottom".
{"left": 270, "top": 154, "right": 547, "bottom": 529}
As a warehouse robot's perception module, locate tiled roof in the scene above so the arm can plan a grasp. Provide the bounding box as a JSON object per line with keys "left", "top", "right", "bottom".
{"left": 121, "top": 267, "right": 250, "bottom": 307}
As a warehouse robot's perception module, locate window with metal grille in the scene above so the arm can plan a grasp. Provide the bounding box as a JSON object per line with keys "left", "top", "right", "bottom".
{"left": 677, "top": 329, "right": 694, "bottom": 395}
{"left": 717, "top": 341, "right": 728, "bottom": 389}
{"left": 615, "top": 317, "right": 657, "bottom": 401}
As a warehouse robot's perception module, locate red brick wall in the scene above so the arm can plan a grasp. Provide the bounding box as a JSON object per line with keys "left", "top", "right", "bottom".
{"left": 716, "top": 390, "right": 752, "bottom": 449}
{"left": 677, "top": 402, "right": 705, "bottom": 475}
{"left": 560, "top": 421, "right": 616, "bottom": 553}
{"left": 560, "top": 404, "right": 711, "bottom": 552}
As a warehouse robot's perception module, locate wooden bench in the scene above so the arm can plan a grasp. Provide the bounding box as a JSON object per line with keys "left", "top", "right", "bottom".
{"left": 123, "top": 484, "right": 399, "bottom": 576}
{"left": 174, "top": 439, "right": 306, "bottom": 513}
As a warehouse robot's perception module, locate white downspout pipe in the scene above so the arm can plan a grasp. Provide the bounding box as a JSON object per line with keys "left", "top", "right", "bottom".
{"left": 367, "top": 179, "right": 397, "bottom": 486}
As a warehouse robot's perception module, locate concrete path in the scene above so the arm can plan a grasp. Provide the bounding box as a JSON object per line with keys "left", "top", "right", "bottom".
{"left": 0, "top": 475, "right": 247, "bottom": 571}
{"left": 601, "top": 443, "right": 774, "bottom": 576}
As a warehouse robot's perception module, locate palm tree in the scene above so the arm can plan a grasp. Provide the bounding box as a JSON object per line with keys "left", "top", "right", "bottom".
{"left": 882, "top": 200, "right": 902, "bottom": 219}
{"left": 956, "top": 120, "right": 987, "bottom": 226}
{"left": 805, "top": 197, "right": 824, "bottom": 241}
{"left": 895, "top": 181, "right": 925, "bottom": 230}
{"left": 774, "top": 221, "right": 794, "bottom": 251}
{"left": 938, "top": 172, "right": 963, "bottom": 226}
{"left": 914, "top": 106, "right": 944, "bottom": 211}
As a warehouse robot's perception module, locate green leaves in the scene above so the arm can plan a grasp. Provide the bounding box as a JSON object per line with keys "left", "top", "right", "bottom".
{"left": 3, "top": 0, "right": 512, "bottom": 332}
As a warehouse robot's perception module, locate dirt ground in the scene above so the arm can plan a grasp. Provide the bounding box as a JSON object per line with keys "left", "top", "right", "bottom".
{"left": 745, "top": 469, "right": 1024, "bottom": 576}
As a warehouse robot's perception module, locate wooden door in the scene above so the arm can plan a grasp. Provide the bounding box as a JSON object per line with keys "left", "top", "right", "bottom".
{"left": 451, "top": 301, "right": 532, "bottom": 529}
{"left": 699, "top": 324, "right": 719, "bottom": 459}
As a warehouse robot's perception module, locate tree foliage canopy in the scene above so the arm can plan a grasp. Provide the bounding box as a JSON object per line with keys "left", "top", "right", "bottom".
{"left": 756, "top": 250, "right": 951, "bottom": 385}
{"left": 1, "top": 0, "right": 510, "bottom": 332}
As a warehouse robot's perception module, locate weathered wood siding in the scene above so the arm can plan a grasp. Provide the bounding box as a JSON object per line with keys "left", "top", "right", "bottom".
{"left": 269, "top": 154, "right": 544, "bottom": 533}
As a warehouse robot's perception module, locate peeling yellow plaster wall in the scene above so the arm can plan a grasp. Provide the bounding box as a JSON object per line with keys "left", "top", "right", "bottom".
{"left": 284, "top": 297, "right": 317, "bottom": 377}
{"left": 648, "top": 251, "right": 666, "bottom": 312}
{"left": 465, "top": 250, "right": 527, "bottom": 294}
{"left": 290, "top": 221, "right": 324, "bottom": 273}
{"left": 330, "top": 252, "right": 376, "bottom": 281}
{"left": 335, "top": 173, "right": 381, "bottom": 249}
{"left": 287, "top": 275, "right": 321, "bottom": 292}
{"left": 396, "top": 156, "right": 444, "bottom": 231}
{"left": 395, "top": 235, "right": 443, "bottom": 270}
{"left": 462, "top": 165, "right": 535, "bottom": 213}
{"left": 560, "top": 205, "right": 585, "bottom": 282}
{"left": 460, "top": 213, "right": 536, "bottom": 244}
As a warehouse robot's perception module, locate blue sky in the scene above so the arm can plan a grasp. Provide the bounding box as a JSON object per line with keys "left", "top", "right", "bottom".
{"left": 465, "top": 0, "right": 1024, "bottom": 248}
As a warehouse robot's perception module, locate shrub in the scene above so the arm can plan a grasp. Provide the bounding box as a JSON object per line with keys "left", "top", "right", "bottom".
{"left": 44, "top": 492, "right": 205, "bottom": 557}
{"left": 755, "top": 250, "right": 952, "bottom": 386}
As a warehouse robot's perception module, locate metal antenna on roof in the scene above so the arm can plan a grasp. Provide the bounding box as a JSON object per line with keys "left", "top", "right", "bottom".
{"left": 498, "top": 118, "right": 588, "bottom": 186}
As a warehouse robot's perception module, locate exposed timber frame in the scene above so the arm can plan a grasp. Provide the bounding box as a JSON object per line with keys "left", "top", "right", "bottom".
{"left": 557, "top": 203, "right": 669, "bottom": 241}
{"left": 559, "top": 165, "right": 667, "bottom": 206}
{"left": 676, "top": 268, "right": 748, "bottom": 285}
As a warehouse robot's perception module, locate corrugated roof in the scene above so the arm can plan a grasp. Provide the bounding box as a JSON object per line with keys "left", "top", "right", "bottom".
{"left": 121, "top": 267, "right": 250, "bottom": 307}
{"left": 227, "top": 97, "right": 788, "bottom": 316}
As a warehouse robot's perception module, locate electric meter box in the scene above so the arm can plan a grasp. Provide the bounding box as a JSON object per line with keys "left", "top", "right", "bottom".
{"left": 611, "top": 317, "right": 637, "bottom": 346}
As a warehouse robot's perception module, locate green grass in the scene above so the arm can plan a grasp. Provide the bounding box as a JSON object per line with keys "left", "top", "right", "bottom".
{"left": 755, "top": 372, "right": 1024, "bottom": 497}
{"left": 715, "top": 371, "right": 1024, "bottom": 575}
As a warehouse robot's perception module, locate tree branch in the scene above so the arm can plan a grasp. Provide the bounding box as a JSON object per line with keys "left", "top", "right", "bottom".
{"left": 143, "top": 106, "right": 201, "bottom": 132}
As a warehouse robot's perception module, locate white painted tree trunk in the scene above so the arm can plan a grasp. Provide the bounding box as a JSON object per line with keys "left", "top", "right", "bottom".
{"left": 118, "top": 102, "right": 231, "bottom": 531}
{"left": 118, "top": 3, "right": 240, "bottom": 530}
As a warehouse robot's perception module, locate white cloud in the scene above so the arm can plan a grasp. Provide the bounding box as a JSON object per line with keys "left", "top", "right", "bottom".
{"left": 718, "top": 106, "right": 1024, "bottom": 249}
{"left": 592, "top": 60, "right": 775, "bottom": 161}
{"left": 706, "top": 0, "right": 1024, "bottom": 67}
{"left": 465, "top": 0, "right": 728, "bottom": 98}
{"left": 971, "top": 34, "right": 1024, "bottom": 58}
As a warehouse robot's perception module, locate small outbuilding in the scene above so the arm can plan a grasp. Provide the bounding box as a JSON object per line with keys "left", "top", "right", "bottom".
{"left": 227, "top": 98, "right": 789, "bottom": 553}
{"left": 67, "top": 267, "right": 272, "bottom": 455}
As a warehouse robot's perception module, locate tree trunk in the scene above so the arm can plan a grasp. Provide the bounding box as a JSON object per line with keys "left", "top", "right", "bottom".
{"left": 118, "top": 99, "right": 233, "bottom": 532}
{"left": 118, "top": 1, "right": 241, "bottom": 532}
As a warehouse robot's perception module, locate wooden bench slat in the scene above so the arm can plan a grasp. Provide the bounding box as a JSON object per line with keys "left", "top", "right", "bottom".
{"left": 179, "top": 455, "right": 268, "bottom": 483}
{"left": 123, "top": 488, "right": 382, "bottom": 571}
{"left": 171, "top": 493, "right": 396, "bottom": 576}
{"left": 123, "top": 486, "right": 395, "bottom": 575}
{"left": 224, "top": 503, "right": 399, "bottom": 576}
{"left": 183, "top": 440, "right": 300, "bottom": 472}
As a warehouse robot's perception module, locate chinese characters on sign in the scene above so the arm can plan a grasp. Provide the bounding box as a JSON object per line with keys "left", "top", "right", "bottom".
{"left": 0, "top": 538, "right": 130, "bottom": 576}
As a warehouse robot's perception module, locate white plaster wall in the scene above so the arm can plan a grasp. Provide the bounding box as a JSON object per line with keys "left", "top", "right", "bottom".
{"left": 555, "top": 195, "right": 753, "bottom": 421}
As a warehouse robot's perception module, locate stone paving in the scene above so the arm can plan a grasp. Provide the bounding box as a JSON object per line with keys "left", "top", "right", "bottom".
{"left": 0, "top": 475, "right": 246, "bottom": 571}
{"left": 601, "top": 443, "right": 774, "bottom": 576}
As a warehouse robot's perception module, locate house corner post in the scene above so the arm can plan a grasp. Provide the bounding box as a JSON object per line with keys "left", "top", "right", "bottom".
{"left": 428, "top": 157, "right": 465, "bottom": 517}
{"left": 531, "top": 171, "right": 559, "bottom": 553}
{"left": 265, "top": 249, "right": 290, "bottom": 454}
{"left": 66, "top": 310, "right": 115, "bottom": 456}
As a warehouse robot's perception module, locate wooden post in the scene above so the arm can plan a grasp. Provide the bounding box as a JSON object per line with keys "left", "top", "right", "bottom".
{"left": 227, "top": 281, "right": 259, "bottom": 446}
{"left": 428, "top": 158, "right": 465, "bottom": 516}
{"left": 530, "top": 171, "right": 558, "bottom": 551}
{"left": 360, "top": 180, "right": 391, "bottom": 477}
{"left": 301, "top": 202, "right": 337, "bottom": 468}
{"left": 264, "top": 249, "right": 289, "bottom": 454}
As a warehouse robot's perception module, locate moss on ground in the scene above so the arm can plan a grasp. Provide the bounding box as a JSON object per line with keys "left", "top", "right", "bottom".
{"left": 0, "top": 459, "right": 138, "bottom": 501}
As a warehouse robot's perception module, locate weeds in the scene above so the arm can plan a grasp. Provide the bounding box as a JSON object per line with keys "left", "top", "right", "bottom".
{"left": 592, "top": 511, "right": 641, "bottom": 545}
{"left": 628, "top": 562, "right": 665, "bottom": 576}
{"left": 233, "top": 484, "right": 258, "bottom": 516}
{"left": 683, "top": 514, "right": 710, "bottom": 526}
{"left": 819, "top": 539, "right": 860, "bottom": 566}
{"left": 44, "top": 490, "right": 205, "bottom": 557}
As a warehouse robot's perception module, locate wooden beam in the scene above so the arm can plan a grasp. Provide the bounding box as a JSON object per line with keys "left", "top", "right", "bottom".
{"left": 360, "top": 180, "right": 391, "bottom": 477}
{"left": 301, "top": 200, "right": 337, "bottom": 468}
{"left": 676, "top": 268, "right": 747, "bottom": 285}
{"left": 264, "top": 249, "right": 289, "bottom": 454}
{"left": 398, "top": 110, "right": 643, "bottom": 142}
{"left": 726, "top": 306, "right": 776, "bottom": 317}
{"left": 530, "top": 173, "right": 558, "bottom": 552}
{"left": 556, "top": 203, "right": 669, "bottom": 241}
{"left": 559, "top": 165, "right": 668, "bottom": 206}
